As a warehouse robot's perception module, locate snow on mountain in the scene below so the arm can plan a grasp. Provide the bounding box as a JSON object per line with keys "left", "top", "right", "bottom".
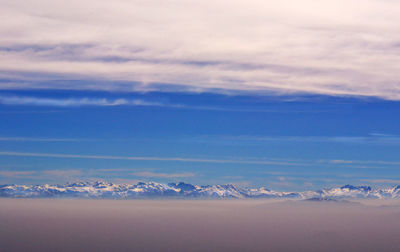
{"left": 1, "top": 181, "right": 400, "bottom": 199}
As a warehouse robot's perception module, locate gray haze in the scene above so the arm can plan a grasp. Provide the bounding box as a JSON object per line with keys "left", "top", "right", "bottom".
{"left": 1, "top": 199, "right": 400, "bottom": 251}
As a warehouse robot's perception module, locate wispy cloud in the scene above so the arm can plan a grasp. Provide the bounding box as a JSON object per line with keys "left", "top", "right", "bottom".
{"left": 0, "top": 96, "right": 169, "bottom": 107}
{"left": 1, "top": 151, "right": 398, "bottom": 169}
{"left": 0, "top": 95, "right": 335, "bottom": 113}
{"left": 0, "top": 137, "right": 81, "bottom": 142}
{"left": 328, "top": 159, "right": 400, "bottom": 166}
{"left": 189, "top": 134, "right": 400, "bottom": 145}
{"left": 133, "top": 171, "right": 195, "bottom": 178}
{"left": 1, "top": 0, "right": 400, "bottom": 99}
{"left": 42, "top": 170, "right": 82, "bottom": 177}
{"left": 360, "top": 179, "right": 400, "bottom": 184}
{"left": 0, "top": 151, "right": 305, "bottom": 166}
{"left": 0, "top": 169, "right": 82, "bottom": 180}
{"left": 0, "top": 171, "right": 35, "bottom": 178}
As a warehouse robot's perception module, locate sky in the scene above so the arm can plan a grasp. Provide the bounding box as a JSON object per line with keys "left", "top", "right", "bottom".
{"left": 0, "top": 0, "right": 400, "bottom": 190}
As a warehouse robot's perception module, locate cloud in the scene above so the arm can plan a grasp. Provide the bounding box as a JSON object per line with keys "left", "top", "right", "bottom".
{"left": 1, "top": 0, "right": 400, "bottom": 99}
{"left": 0, "top": 137, "right": 81, "bottom": 142}
{"left": 0, "top": 95, "right": 264, "bottom": 112}
{"left": 0, "top": 169, "right": 81, "bottom": 179}
{"left": 0, "top": 151, "right": 305, "bottom": 166}
{"left": 133, "top": 171, "right": 195, "bottom": 178}
{"left": 42, "top": 170, "right": 82, "bottom": 177}
{"left": 0, "top": 96, "right": 168, "bottom": 107}
{"left": 222, "top": 176, "right": 244, "bottom": 179}
{"left": 189, "top": 134, "right": 400, "bottom": 145}
{"left": 328, "top": 159, "right": 400, "bottom": 166}
{"left": 360, "top": 179, "right": 400, "bottom": 184}
{"left": 330, "top": 160, "right": 355, "bottom": 164}
{"left": 97, "top": 168, "right": 132, "bottom": 172}
{"left": 0, "top": 95, "right": 336, "bottom": 113}
{"left": 1, "top": 151, "right": 397, "bottom": 172}
{"left": 0, "top": 171, "right": 35, "bottom": 177}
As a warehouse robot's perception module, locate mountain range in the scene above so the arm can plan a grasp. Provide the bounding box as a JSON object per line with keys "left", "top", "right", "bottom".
{"left": 1, "top": 181, "right": 400, "bottom": 200}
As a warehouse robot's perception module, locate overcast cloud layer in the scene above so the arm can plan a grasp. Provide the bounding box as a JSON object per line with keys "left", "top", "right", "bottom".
{"left": 1, "top": 0, "right": 400, "bottom": 99}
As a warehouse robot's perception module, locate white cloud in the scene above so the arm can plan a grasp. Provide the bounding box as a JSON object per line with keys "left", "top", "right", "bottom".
{"left": 0, "top": 95, "right": 326, "bottom": 112}
{"left": 0, "top": 96, "right": 166, "bottom": 107}
{"left": 0, "top": 0, "right": 400, "bottom": 99}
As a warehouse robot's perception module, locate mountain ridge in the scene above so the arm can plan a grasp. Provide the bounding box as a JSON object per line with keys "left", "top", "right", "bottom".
{"left": 1, "top": 181, "right": 400, "bottom": 199}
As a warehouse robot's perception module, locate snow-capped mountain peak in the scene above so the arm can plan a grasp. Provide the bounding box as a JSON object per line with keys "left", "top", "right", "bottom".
{"left": 1, "top": 181, "right": 400, "bottom": 200}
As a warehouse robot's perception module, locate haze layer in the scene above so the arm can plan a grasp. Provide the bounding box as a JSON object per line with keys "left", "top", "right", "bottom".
{"left": 1, "top": 199, "right": 400, "bottom": 251}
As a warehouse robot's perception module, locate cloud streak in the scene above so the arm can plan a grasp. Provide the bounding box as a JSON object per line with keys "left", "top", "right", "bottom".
{"left": 189, "top": 134, "right": 400, "bottom": 145}
{"left": 0, "top": 95, "right": 335, "bottom": 113}
{"left": 0, "top": 151, "right": 305, "bottom": 166}
{"left": 0, "top": 171, "right": 35, "bottom": 178}
{"left": 328, "top": 159, "right": 400, "bottom": 166}
{"left": 1, "top": 0, "right": 400, "bottom": 99}
{"left": 133, "top": 171, "right": 195, "bottom": 178}
{"left": 1, "top": 151, "right": 399, "bottom": 169}
{"left": 0, "top": 137, "right": 81, "bottom": 142}
{"left": 0, "top": 96, "right": 169, "bottom": 107}
{"left": 0, "top": 169, "right": 83, "bottom": 182}
{"left": 360, "top": 178, "right": 400, "bottom": 184}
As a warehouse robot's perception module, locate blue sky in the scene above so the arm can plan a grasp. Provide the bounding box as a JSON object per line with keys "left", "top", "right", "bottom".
{"left": 1, "top": 0, "right": 400, "bottom": 190}
{"left": 1, "top": 89, "right": 400, "bottom": 190}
